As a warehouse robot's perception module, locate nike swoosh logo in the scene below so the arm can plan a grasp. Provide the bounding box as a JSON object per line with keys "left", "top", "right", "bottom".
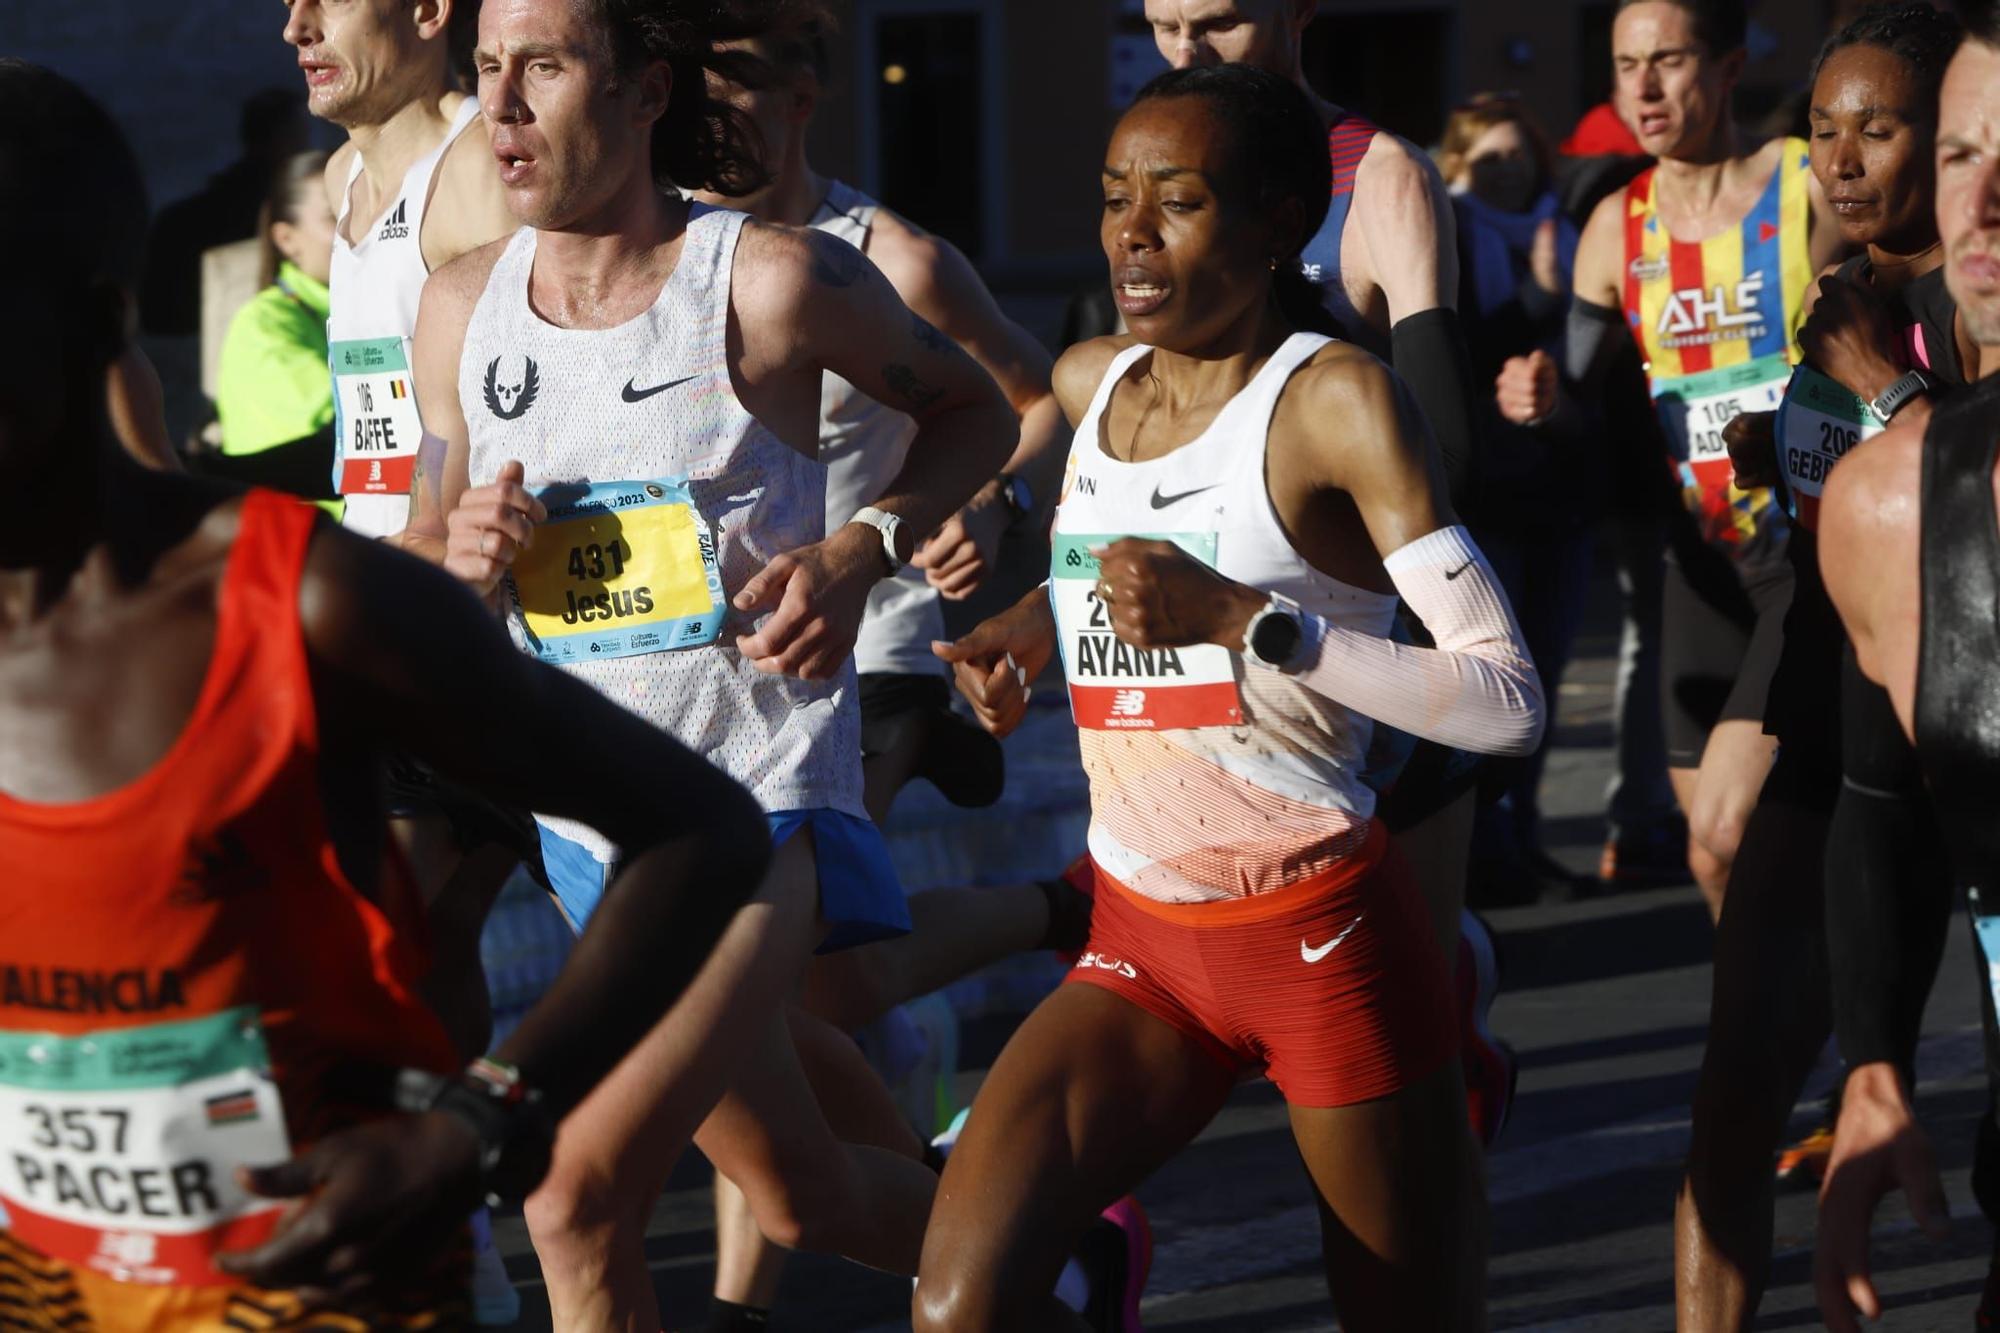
{"left": 1301, "top": 914, "right": 1365, "bottom": 964}
{"left": 622, "top": 375, "right": 698, "bottom": 403}
{"left": 1444, "top": 559, "right": 1476, "bottom": 581}
{"left": 1149, "top": 483, "right": 1220, "bottom": 510}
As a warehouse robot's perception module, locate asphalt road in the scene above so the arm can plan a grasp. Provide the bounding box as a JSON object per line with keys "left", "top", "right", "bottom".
{"left": 495, "top": 560, "right": 1995, "bottom": 1331}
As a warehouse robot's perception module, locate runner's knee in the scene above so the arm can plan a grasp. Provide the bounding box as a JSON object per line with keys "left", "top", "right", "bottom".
{"left": 734, "top": 1154, "right": 864, "bottom": 1253}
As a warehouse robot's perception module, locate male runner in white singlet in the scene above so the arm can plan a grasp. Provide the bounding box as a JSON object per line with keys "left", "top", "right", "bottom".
{"left": 401, "top": 0, "right": 1017, "bottom": 1325}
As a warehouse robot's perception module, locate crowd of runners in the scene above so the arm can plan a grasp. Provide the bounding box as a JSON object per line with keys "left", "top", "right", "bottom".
{"left": 5, "top": 0, "right": 2000, "bottom": 1327}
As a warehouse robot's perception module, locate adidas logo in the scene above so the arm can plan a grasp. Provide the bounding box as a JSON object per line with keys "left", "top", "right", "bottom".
{"left": 378, "top": 199, "right": 410, "bottom": 241}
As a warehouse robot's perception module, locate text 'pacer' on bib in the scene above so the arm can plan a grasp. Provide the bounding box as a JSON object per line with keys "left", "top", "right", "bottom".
{"left": 0, "top": 1005, "right": 291, "bottom": 1286}
{"left": 509, "top": 479, "right": 726, "bottom": 664}
{"left": 330, "top": 336, "right": 425, "bottom": 496}
{"left": 1051, "top": 532, "right": 1243, "bottom": 731}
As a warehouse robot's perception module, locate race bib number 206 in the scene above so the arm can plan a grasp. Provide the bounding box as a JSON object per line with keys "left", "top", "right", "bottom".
{"left": 0, "top": 1006, "right": 291, "bottom": 1286}
{"left": 1050, "top": 532, "right": 1242, "bottom": 731}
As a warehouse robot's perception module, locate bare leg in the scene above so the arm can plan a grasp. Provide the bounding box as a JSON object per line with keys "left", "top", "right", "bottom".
{"left": 913, "top": 984, "right": 1237, "bottom": 1333}
{"left": 1292, "top": 1063, "right": 1483, "bottom": 1331}
{"left": 523, "top": 835, "right": 821, "bottom": 1332}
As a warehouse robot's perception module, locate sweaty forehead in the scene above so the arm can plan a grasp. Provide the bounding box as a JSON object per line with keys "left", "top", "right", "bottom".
{"left": 1940, "top": 40, "right": 2000, "bottom": 145}
{"left": 1613, "top": 2, "right": 1698, "bottom": 56}
{"left": 1811, "top": 43, "right": 1917, "bottom": 116}
{"left": 480, "top": 0, "right": 592, "bottom": 47}
{"left": 1107, "top": 101, "right": 1229, "bottom": 177}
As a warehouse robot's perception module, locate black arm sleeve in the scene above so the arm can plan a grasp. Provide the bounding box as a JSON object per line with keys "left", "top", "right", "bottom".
{"left": 188, "top": 429, "right": 339, "bottom": 501}
{"left": 1826, "top": 644, "right": 1953, "bottom": 1073}
{"left": 1390, "top": 306, "right": 1482, "bottom": 512}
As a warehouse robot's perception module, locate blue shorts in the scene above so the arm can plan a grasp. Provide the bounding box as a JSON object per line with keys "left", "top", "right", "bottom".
{"left": 535, "top": 809, "right": 910, "bottom": 954}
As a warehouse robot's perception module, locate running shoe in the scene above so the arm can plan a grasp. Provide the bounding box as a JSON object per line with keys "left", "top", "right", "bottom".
{"left": 1076, "top": 1195, "right": 1152, "bottom": 1333}
{"left": 1775, "top": 1125, "right": 1836, "bottom": 1185}
{"left": 1458, "top": 910, "right": 1518, "bottom": 1148}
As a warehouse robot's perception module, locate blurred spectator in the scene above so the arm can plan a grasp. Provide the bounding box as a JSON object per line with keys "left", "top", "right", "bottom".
{"left": 140, "top": 88, "right": 310, "bottom": 337}
{"left": 1442, "top": 95, "right": 1595, "bottom": 901}
{"left": 1556, "top": 100, "right": 1652, "bottom": 225}
{"left": 209, "top": 150, "right": 340, "bottom": 509}
{"left": 1560, "top": 99, "right": 1644, "bottom": 157}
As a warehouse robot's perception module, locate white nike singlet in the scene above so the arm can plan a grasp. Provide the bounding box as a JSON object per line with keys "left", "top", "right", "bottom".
{"left": 811, "top": 181, "right": 946, "bottom": 678}
{"left": 327, "top": 96, "right": 481, "bottom": 538}
{"left": 1051, "top": 333, "right": 1398, "bottom": 903}
{"left": 461, "top": 208, "right": 863, "bottom": 860}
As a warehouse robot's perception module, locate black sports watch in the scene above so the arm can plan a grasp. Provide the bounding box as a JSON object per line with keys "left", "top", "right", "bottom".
{"left": 997, "top": 472, "right": 1035, "bottom": 531}
{"left": 1869, "top": 368, "right": 1939, "bottom": 422}
{"left": 1242, "top": 593, "right": 1307, "bottom": 669}
{"left": 398, "top": 1058, "right": 555, "bottom": 1209}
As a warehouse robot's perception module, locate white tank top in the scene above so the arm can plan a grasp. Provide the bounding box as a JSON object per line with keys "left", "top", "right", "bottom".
{"left": 1051, "top": 333, "right": 1398, "bottom": 902}
{"left": 811, "top": 181, "right": 945, "bottom": 677}
{"left": 327, "top": 96, "right": 481, "bottom": 538}
{"left": 462, "top": 208, "right": 863, "bottom": 858}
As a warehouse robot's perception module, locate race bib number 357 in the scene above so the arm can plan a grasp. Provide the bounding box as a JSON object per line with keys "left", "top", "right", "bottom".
{"left": 1051, "top": 532, "right": 1242, "bottom": 731}
{"left": 0, "top": 1006, "right": 290, "bottom": 1286}
{"left": 510, "top": 480, "right": 726, "bottom": 664}
{"left": 331, "top": 336, "right": 424, "bottom": 496}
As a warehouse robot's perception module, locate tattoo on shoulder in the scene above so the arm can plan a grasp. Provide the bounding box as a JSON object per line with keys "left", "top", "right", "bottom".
{"left": 883, "top": 363, "right": 945, "bottom": 410}
{"left": 811, "top": 236, "right": 868, "bottom": 288}
{"left": 911, "top": 312, "right": 952, "bottom": 355}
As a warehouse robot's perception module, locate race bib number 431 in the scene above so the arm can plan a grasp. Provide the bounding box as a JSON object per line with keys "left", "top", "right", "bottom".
{"left": 1775, "top": 365, "right": 1883, "bottom": 531}
{"left": 331, "top": 336, "right": 424, "bottom": 496}
{"left": 1051, "top": 532, "right": 1242, "bottom": 731}
{"left": 510, "top": 480, "right": 726, "bottom": 664}
{"left": 0, "top": 1006, "right": 290, "bottom": 1286}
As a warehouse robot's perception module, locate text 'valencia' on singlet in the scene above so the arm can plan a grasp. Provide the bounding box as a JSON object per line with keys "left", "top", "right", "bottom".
{"left": 461, "top": 208, "right": 863, "bottom": 860}
{"left": 0, "top": 491, "right": 455, "bottom": 1286}
{"left": 327, "top": 96, "right": 482, "bottom": 538}
{"left": 811, "top": 180, "right": 946, "bottom": 678}
{"left": 1051, "top": 334, "right": 1399, "bottom": 905}
{"left": 1622, "top": 138, "right": 1814, "bottom": 559}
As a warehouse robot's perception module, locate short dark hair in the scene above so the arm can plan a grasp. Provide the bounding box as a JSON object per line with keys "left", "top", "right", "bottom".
{"left": 1809, "top": 3, "right": 1962, "bottom": 122}
{"left": 0, "top": 60, "right": 149, "bottom": 298}
{"left": 581, "top": 0, "right": 774, "bottom": 196}
{"left": 1125, "top": 64, "right": 1336, "bottom": 335}
{"left": 1615, "top": 0, "right": 1749, "bottom": 56}
{"left": 1963, "top": 0, "right": 2000, "bottom": 47}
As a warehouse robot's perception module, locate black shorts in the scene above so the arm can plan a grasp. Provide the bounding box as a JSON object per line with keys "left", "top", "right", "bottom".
{"left": 857, "top": 672, "right": 952, "bottom": 757}
{"left": 1661, "top": 551, "right": 1793, "bottom": 769}
{"left": 1374, "top": 738, "right": 1484, "bottom": 834}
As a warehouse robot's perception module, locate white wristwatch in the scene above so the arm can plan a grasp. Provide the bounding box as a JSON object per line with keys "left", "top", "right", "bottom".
{"left": 849, "top": 506, "right": 907, "bottom": 575}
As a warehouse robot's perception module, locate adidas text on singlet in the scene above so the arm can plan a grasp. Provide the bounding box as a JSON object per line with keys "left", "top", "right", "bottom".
{"left": 1622, "top": 138, "right": 1814, "bottom": 556}
{"left": 461, "top": 209, "right": 863, "bottom": 861}
{"left": 1297, "top": 111, "right": 1390, "bottom": 355}
{"left": 811, "top": 180, "right": 945, "bottom": 677}
{"left": 327, "top": 96, "right": 482, "bottom": 539}
{"left": 0, "top": 492, "right": 456, "bottom": 1289}
{"left": 1051, "top": 334, "right": 1400, "bottom": 904}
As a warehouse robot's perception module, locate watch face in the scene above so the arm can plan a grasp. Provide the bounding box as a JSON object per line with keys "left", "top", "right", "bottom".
{"left": 1252, "top": 611, "right": 1303, "bottom": 664}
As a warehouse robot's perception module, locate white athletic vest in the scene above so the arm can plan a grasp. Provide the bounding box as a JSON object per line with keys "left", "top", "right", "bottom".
{"left": 811, "top": 181, "right": 945, "bottom": 677}
{"left": 462, "top": 208, "right": 863, "bottom": 858}
{"left": 1052, "top": 333, "right": 1398, "bottom": 902}
{"left": 327, "top": 96, "right": 481, "bottom": 538}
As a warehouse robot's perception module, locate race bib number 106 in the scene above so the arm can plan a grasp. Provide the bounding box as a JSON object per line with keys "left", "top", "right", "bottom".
{"left": 330, "top": 336, "right": 424, "bottom": 496}
{"left": 1050, "top": 532, "right": 1242, "bottom": 731}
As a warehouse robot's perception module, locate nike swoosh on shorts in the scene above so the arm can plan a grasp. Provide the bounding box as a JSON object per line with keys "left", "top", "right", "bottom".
{"left": 1301, "top": 913, "right": 1366, "bottom": 963}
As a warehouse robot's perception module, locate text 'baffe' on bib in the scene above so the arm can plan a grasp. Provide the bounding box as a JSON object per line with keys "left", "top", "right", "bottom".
{"left": 1051, "top": 532, "right": 1242, "bottom": 731}
{"left": 1774, "top": 365, "right": 1883, "bottom": 531}
{"left": 510, "top": 479, "right": 726, "bottom": 665}
{"left": 330, "top": 336, "right": 424, "bottom": 496}
{"left": 0, "top": 1006, "right": 290, "bottom": 1286}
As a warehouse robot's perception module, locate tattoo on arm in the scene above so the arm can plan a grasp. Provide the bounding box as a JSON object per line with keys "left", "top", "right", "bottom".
{"left": 912, "top": 312, "right": 953, "bottom": 355}
{"left": 811, "top": 235, "right": 868, "bottom": 288}
{"left": 883, "top": 363, "right": 945, "bottom": 410}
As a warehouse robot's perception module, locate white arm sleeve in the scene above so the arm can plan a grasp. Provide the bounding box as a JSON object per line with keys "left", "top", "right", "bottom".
{"left": 1269, "top": 525, "right": 1546, "bottom": 757}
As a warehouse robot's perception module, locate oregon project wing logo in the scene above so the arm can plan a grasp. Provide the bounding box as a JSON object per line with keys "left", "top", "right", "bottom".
{"left": 484, "top": 355, "right": 541, "bottom": 421}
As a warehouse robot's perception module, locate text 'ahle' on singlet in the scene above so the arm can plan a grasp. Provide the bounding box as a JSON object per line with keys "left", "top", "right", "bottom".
{"left": 0, "top": 492, "right": 455, "bottom": 1286}
{"left": 1621, "top": 137, "right": 1813, "bottom": 560}
{"left": 460, "top": 207, "right": 863, "bottom": 860}
{"left": 1050, "top": 333, "right": 1399, "bottom": 905}
{"left": 811, "top": 179, "right": 946, "bottom": 678}
{"left": 327, "top": 96, "right": 482, "bottom": 540}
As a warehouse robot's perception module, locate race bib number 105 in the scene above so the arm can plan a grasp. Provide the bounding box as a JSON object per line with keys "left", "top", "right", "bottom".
{"left": 510, "top": 480, "right": 727, "bottom": 664}
{"left": 0, "top": 1006, "right": 291, "bottom": 1286}
{"left": 1050, "top": 532, "right": 1242, "bottom": 731}
{"left": 1652, "top": 353, "right": 1791, "bottom": 485}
